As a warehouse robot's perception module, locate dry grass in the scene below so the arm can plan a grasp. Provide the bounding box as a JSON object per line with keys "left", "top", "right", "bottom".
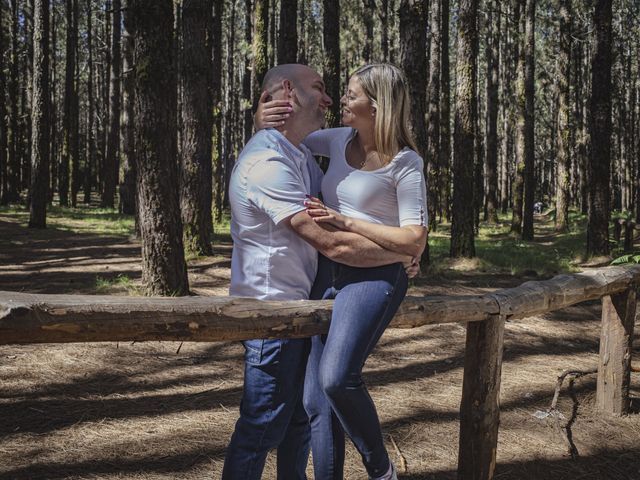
{"left": 1, "top": 209, "right": 639, "bottom": 479}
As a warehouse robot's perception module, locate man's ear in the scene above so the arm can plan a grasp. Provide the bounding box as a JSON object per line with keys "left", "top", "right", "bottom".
{"left": 283, "top": 79, "right": 293, "bottom": 96}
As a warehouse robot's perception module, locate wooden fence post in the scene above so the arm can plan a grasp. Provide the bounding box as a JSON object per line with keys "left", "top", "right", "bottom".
{"left": 457, "top": 314, "right": 506, "bottom": 480}
{"left": 596, "top": 286, "right": 637, "bottom": 415}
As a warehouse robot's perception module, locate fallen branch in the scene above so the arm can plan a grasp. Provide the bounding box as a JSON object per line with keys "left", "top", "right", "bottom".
{"left": 389, "top": 434, "right": 408, "bottom": 474}
{"left": 548, "top": 367, "right": 598, "bottom": 458}
{"left": 549, "top": 368, "right": 598, "bottom": 411}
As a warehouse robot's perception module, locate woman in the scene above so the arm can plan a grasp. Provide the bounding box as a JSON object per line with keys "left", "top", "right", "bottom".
{"left": 257, "top": 63, "right": 427, "bottom": 480}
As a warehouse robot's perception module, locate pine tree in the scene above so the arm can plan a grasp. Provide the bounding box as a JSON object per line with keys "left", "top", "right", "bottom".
{"left": 130, "top": 0, "right": 189, "bottom": 296}
{"left": 28, "top": 0, "right": 50, "bottom": 228}
{"left": 450, "top": 0, "right": 478, "bottom": 257}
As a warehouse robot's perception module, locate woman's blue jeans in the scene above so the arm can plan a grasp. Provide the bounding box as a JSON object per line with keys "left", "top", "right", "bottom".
{"left": 304, "top": 255, "right": 409, "bottom": 479}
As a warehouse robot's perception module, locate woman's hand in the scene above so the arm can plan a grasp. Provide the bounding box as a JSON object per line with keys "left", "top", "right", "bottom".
{"left": 304, "top": 195, "right": 350, "bottom": 231}
{"left": 403, "top": 256, "right": 420, "bottom": 279}
{"left": 254, "top": 91, "right": 292, "bottom": 130}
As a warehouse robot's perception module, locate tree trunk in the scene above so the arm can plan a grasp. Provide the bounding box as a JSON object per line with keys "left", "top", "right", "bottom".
{"left": 554, "top": 0, "right": 571, "bottom": 232}
{"left": 69, "top": 0, "right": 79, "bottom": 206}
{"left": 212, "top": 0, "right": 223, "bottom": 221}
{"left": 221, "top": 0, "right": 238, "bottom": 211}
{"left": 99, "top": 1, "right": 111, "bottom": 197}
{"left": 251, "top": 0, "right": 268, "bottom": 106}
{"left": 3, "top": 0, "right": 21, "bottom": 204}
{"left": 362, "top": 0, "right": 374, "bottom": 62}
{"left": 426, "top": 0, "right": 440, "bottom": 232}
{"left": 520, "top": 0, "right": 535, "bottom": 240}
{"left": 180, "top": 0, "right": 214, "bottom": 257}
{"left": 0, "top": 0, "right": 7, "bottom": 203}
{"left": 484, "top": 0, "right": 500, "bottom": 224}
{"left": 587, "top": 0, "right": 612, "bottom": 258}
{"left": 277, "top": 0, "right": 297, "bottom": 64}
{"left": 102, "top": 0, "right": 121, "bottom": 208}
{"left": 438, "top": 0, "right": 451, "bottom": 222}
{"left": 130, "top": 0, "right": 189, "bottom": 296}
{"left": 59, "top": 0, "right": 77, "bottom": 207}
{"left": 49, "top": 2, "right": 57, "bottom": 203}
{"left": 511, "top": 0, "right": 525, "bottom": 235}
{"left": 28, "top": 0, "right": 50, "bottom": 229}
{"left": 242, "top": 0, "right": 253, "bottom": 143}
{"left": 323, "top": 0, "right": 340, "bottom": 128}
{"left": 399, "top": 0, "right": 430, "bottom": 265}
{"left": 22, "top": 0, "right": 33, "bottom": 197}
{"left": 268, "top": 0, "right": 275, "bottom": 67}
{"left": 84, "top": 0, "right": 94, "bottom": 204}
{"left": 380, "top": 0, "right": 389, "bottom": 61}
{"left": 450, "top": 0, "right": 478, "bottom": 258}
{"left": 119, "top": 0, "right": 136, "bottom": 218}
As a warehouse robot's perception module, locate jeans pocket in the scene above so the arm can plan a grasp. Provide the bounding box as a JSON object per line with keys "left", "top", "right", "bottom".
{"left": 243, "top": 339, "right": 264, "bottom": 365}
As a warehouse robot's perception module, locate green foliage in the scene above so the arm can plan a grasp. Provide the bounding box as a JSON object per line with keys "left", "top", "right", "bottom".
{"left": 611, "top": 253, "right": 640, "bottom": 265}
{"left": 428, "top": 211, "right": 585, "bottom": 277}
{"left": 95, "top": 274, "right": 141, "bottom": 295}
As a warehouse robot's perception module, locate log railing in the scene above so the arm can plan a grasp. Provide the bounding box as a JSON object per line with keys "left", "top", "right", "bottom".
{"left": 1, "top": 264, "right": 639, "bottom": 480}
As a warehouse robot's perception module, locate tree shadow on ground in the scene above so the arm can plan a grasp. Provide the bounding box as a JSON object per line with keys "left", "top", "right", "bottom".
{"left": 0, "top": 446, "right": 225, "bottom": 480}
{"left": 398, "top": 446, "right": 640, "bottom": 479}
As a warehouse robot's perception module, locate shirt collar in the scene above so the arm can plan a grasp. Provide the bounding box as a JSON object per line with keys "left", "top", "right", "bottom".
{"left": 265, "top": 128, "right": 310, "bottom": 163}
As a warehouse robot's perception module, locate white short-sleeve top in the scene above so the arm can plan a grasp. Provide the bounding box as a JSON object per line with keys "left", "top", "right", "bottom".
{"left": 304, "top": 127, "right": 427, "bottom": 227}
{"left": 229, "top": 129, "right": 324, "bottom": 300}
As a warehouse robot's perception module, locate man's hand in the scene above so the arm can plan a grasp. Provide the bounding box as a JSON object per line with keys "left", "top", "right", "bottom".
{"left": 254, "top": 91, "right": 292, "bottom": 129}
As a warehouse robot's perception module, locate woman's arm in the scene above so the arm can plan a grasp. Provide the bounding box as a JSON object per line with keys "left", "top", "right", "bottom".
{"left": 304, "top": 196, "right": 427, "bottom": 258}
{"left": 254, "top": 91, "right": 340, "bottom": 157}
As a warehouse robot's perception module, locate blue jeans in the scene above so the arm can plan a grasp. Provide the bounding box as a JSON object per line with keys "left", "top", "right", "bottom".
{"left": 303, "top": 256, "right": 408, "bottom": 479}
{"left": 222, "top": 337, "right": 311, "bottom": 479}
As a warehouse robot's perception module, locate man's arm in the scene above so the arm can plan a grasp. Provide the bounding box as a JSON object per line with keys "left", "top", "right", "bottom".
{"left": 286, "top": 210, "right": 412, "bottom": 268}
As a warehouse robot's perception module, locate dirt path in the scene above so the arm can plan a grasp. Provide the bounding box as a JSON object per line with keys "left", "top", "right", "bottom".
{"left": 1, "top": 211, "right": 639, "bottom": 479}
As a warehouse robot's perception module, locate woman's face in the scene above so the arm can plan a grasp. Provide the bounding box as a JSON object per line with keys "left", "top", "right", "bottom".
{"left": 340, "top": 76, "right": 375, "bottom": 130}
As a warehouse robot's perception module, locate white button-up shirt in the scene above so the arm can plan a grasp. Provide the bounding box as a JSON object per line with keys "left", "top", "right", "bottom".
{"left": 229, "top": 129, "right": 324, "bottom": 301}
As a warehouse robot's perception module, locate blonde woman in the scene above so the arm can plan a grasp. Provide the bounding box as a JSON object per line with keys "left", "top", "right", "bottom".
{"left": 257, "top": 64, "right": 427, "bottom": 480}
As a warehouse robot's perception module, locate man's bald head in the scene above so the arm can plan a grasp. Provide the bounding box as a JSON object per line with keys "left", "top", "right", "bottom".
{"left": 261, "top": 64, "right": 319, "bottom": 97}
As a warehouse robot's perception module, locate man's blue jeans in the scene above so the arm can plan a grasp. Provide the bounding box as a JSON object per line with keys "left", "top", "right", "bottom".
{"left": 304, "top": 256, "right": 408, "bottom": 479}
{"left": 222, "top": 337, "right": 311, "bottom": 479}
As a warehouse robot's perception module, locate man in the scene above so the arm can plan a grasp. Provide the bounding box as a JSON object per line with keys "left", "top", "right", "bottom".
{"left": 223, "top": 64, "right": 413, "bottom": 479}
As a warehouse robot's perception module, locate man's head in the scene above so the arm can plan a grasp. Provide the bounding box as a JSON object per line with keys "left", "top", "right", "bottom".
{"left": 262, "top": 64, "right": 333, "bottom": 141}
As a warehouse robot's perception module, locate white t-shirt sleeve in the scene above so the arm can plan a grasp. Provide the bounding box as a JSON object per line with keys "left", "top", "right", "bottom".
{"left": 396, "top": 152, "right": 428, "bottom": 227}
{"left": 246, "top": 156, "right": 307, "bottom": 225}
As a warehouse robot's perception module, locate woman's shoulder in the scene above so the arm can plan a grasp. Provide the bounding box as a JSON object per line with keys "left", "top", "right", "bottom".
{"left": 392, "top": 148, "right": 424, "bottom": 171}
{"left": 304, "top": 127, "right": 353, "bottom": 147}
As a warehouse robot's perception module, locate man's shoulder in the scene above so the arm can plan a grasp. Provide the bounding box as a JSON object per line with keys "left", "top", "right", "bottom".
{"left": 239, "top": 131, "right": 292, "bottom": 167}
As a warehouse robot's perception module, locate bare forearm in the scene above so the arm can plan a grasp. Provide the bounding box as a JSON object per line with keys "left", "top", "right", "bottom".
{"left": 288, "top": 212, "right": 410, "bottom": 268}
{"left": 345, "top": 218, "right": 427, "bottom": 258}
{"left": 328, "top": 229, "right": 411, "bottom": 267}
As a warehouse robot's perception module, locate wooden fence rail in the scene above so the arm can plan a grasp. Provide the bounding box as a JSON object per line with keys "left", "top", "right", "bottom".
{"left": 1, "top": 264, "right": 639, "bottom": 480}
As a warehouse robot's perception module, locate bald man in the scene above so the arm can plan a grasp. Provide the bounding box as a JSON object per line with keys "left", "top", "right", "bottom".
{"left": 223, "top": 65, "right": 410, "bottom": 479}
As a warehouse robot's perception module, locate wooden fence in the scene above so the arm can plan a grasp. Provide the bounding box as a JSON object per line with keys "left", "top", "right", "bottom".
{"left": 1, "top": 264, "right": 639, "bottom": 480}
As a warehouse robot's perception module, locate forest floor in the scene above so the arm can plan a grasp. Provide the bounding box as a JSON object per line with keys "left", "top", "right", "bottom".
{"left": 0, "top": 205, "right": 639, "bottom": 480}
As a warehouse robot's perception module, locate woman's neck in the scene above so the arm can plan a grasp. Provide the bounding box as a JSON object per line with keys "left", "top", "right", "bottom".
{"left": 354, "top": 127, "right": 376, "bottom": 154}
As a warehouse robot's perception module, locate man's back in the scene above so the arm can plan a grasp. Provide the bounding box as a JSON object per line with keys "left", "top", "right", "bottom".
{"left": 229, "top": 128, "right": 323, "bottom": 301}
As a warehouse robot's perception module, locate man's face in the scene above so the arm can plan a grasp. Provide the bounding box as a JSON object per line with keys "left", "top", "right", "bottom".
{"left": 290, "top": 68, "right": 333, "bottom": 130}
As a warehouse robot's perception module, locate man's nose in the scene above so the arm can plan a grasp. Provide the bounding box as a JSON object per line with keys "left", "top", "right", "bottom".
{"left": 323, "top": 94, "right": 333, "bottom": 106}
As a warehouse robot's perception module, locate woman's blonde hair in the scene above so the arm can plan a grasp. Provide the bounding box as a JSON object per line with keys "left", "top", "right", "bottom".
{"left": 352, "top": 63, "right": 417, "bottom": 164}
